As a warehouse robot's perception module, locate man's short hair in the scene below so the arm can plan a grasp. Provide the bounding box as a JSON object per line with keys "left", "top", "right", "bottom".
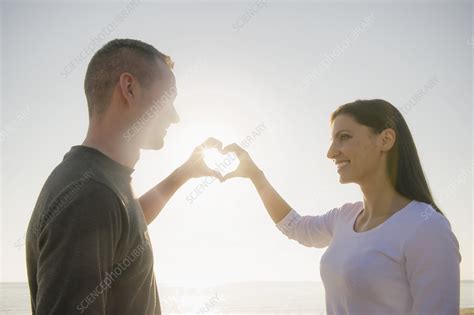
{"left": 84, "top": 38, "right": 174, "bottom": 118}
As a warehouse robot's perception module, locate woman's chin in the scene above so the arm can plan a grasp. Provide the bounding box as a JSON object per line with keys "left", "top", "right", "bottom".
{"left": 338, "top": 175, "right": 351, "bottom": 184}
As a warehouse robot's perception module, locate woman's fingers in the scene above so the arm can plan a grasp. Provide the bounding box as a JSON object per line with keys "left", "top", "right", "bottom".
{"left": 221, "top": 143, "right": 246, "bottom": 156}
{"left": 211, "top": 170, "right": 224, "bottom": 182}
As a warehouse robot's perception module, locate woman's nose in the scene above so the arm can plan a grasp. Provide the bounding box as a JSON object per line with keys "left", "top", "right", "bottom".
{"left": 326, "top": 142, "right": 337, "bottom": 160}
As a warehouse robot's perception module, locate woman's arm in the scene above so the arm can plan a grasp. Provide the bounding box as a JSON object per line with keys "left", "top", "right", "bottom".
{"left": 221, "top": 143, "right": 292, "bottom": 223}
{"left": 222, "top": 143, "right": 339, "bottom": 248}
{"left": 249, "top": 170, "right": 293, "bottom": 224}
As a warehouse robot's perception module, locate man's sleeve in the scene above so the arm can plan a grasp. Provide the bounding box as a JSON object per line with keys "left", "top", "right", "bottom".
{"left": 35, "top": 180, "right": 123, "bottom": 315}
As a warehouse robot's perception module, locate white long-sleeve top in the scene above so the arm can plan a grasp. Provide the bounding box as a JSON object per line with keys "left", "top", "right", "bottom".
{"left": 276, "top": 200, "right": 461, "bottom": 315}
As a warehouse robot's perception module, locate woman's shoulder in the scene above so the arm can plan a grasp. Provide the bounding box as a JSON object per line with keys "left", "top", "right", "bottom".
{"left": 401, "top": 200, "right": 461, "bottom": 262}
{"left": 338, "top": 200, "right": 448, "bottom": 223}
{"left": 329, "top": 200, "right": 364, "bottom": 221}
{"left": 332, "top": 200, "right": 364, "bottom": 212}
{"left": 334, "top": 200, "right": 452, "bottom": 229}
{"left": 399, "top": 200, "right": 452, "bottom": 230}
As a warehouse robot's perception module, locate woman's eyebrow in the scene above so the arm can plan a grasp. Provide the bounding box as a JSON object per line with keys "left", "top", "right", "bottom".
{"left": 330, "top": 129, "right": 351, "bottom": 140}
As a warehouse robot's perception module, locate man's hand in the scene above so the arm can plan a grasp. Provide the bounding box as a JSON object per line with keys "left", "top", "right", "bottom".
{"left": 180, "top": 137, "right": 225, "bottom": 182}
{"left": 139, "top": 137, "right": 225, "bottom": 224}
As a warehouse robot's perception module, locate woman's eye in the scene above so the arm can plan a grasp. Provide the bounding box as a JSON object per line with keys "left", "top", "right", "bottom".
{"left": 340, "top": 134, "right": 349, "bottom": 140}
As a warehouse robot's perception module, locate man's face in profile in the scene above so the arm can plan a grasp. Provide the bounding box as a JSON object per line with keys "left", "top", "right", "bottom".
{"left": 136, "top": 59, "right": 179, "bottom": 151}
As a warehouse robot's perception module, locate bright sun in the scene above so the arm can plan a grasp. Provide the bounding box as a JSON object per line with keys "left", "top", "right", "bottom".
{"left": 202, "top": 148, "right": 239, "bottom": 177}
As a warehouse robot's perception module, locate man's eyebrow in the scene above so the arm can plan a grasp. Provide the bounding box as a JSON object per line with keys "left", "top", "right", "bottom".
{"left": 330, "top": 129, "right": 351, "bottom": 140}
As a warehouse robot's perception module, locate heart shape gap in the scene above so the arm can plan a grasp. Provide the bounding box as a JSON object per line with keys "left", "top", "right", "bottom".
{"left": 203, "top": 148, "right": 239, "bottom": 177}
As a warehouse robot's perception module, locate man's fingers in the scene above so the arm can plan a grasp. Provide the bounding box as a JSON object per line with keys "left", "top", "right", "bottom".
{"left": 201, "top": 137, "right": 223, "bottom": 151}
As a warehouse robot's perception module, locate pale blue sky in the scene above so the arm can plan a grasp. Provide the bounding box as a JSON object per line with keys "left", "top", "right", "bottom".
{"left": 1, "top": 0, "right": 472, "bottom": 286}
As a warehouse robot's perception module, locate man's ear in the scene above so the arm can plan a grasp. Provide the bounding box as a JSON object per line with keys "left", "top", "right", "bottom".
{"left": 380, "top": 128, "right": 396, "bottom": 152}
{"left": 119, "top": 72, "right": 135, "bottom": 102}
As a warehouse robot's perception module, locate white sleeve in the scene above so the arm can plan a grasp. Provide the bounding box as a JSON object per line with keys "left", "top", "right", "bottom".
{"left": 403, "top": 215, "right": 461, "bottom": 315}
{"left": 275, "top": 207, "right": 340, "bottom": 248}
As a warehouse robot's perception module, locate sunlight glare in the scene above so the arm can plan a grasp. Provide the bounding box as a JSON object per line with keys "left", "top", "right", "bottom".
{"left": 203, "top": 148, "right": 239, "bottom": 177}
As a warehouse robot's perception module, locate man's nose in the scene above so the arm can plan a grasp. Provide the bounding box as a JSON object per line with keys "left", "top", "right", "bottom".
{"left": 170, "top": 106, "right": 180, "bottom": 124}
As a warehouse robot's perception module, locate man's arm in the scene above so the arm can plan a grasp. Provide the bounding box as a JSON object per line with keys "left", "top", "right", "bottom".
{"left": 139, "top": 165, "right": 190, "bottom": 225}
{"left": 35, "top": 181, "right": 122, "bottom": 315}
{"left": 139, "top": 137, "right": 223, "bottom": 225}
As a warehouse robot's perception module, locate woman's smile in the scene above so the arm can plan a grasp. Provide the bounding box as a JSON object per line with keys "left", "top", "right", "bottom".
{"left": 336, "top": 160, "right": 351, "bottom": 172}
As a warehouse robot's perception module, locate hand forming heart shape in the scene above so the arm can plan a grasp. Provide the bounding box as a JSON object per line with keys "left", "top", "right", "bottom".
{"left": 185, "top": 137, "right": 261, "bottom": 182}
{"left": 203, "top": 148, "right": 239, "bottom": 177}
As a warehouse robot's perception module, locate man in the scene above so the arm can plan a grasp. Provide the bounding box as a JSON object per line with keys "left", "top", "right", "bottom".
{"left": 25, "top": 38, "right": 223, "bottom": 314}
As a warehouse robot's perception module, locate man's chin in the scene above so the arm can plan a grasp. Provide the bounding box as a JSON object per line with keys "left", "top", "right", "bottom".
{"left": 141, "top": 139, "right": 165, "bottom": 150}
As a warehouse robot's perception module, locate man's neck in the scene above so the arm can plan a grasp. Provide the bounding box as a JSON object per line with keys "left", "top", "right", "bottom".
{"left": 82, "top": 133, "right": 140, "bottom": 170}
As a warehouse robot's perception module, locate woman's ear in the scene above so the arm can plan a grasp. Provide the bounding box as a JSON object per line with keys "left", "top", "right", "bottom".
{"left": 380, "top": 128, "right": 396, "bottom": 152}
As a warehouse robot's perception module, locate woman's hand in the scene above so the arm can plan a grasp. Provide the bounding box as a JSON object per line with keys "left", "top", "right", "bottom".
{"left": 220, "top": 143, "right": 263, "bottom": 182}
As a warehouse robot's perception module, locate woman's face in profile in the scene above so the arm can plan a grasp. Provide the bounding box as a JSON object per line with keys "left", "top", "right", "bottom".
{"left": 327, "top": 114, "right": 382, "bottom": 185}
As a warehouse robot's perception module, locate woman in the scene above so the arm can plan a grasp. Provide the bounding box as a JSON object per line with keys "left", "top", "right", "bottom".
{"left": 221, "top": 99, "right": 461, "bottom": 314}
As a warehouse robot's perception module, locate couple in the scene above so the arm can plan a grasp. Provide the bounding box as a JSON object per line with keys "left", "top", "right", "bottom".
{"left": 26, "top": 39, "right": 461, "bottom": 315}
